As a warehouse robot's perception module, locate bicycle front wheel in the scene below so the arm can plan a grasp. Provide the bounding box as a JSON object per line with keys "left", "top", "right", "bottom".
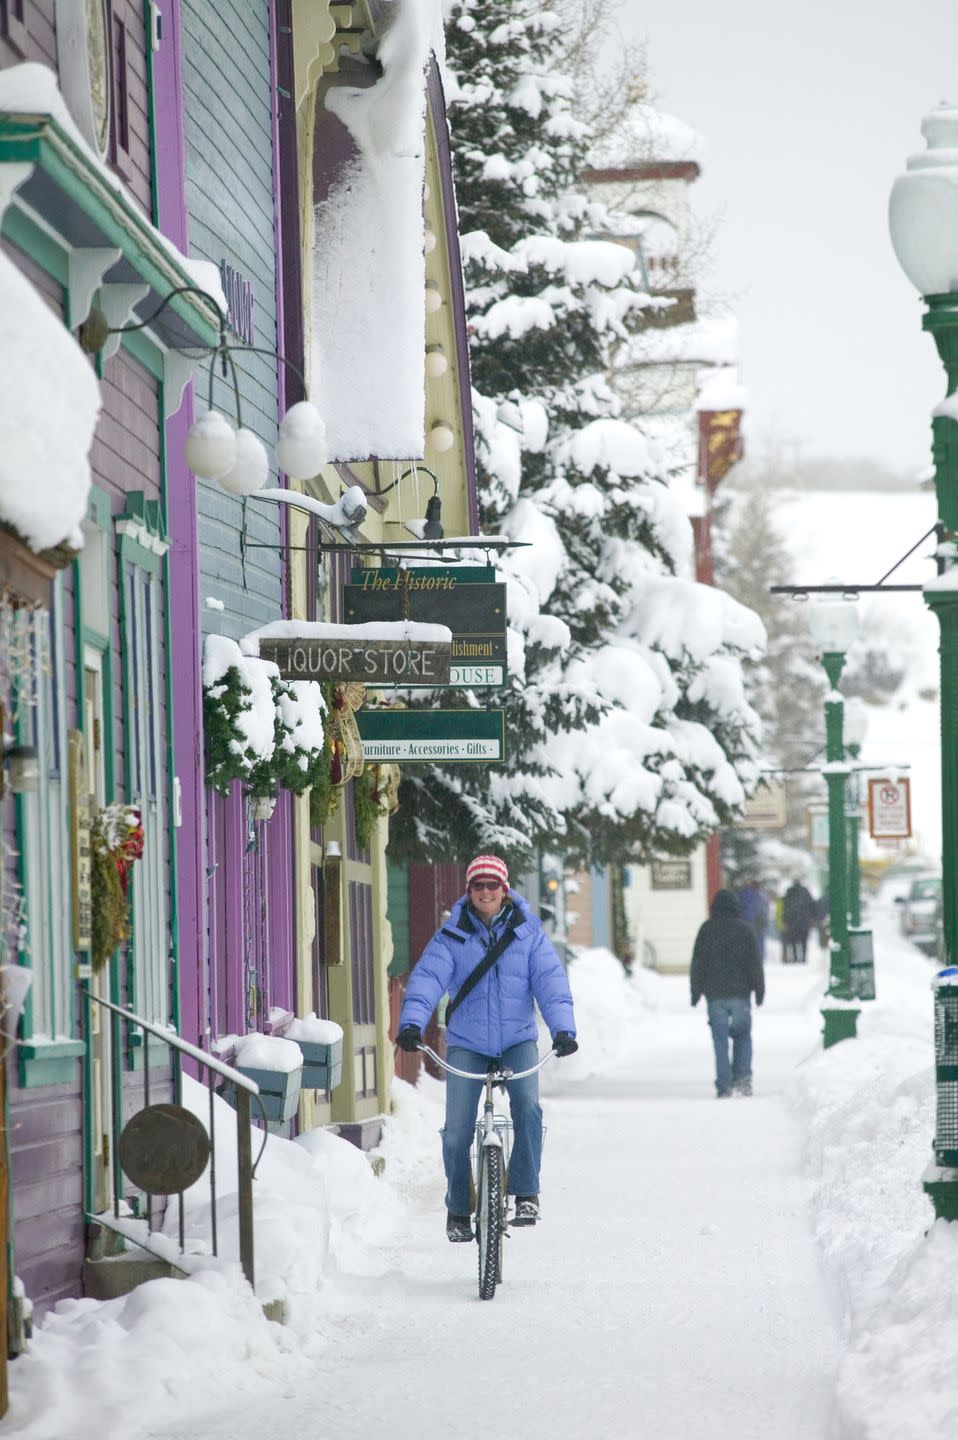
{"left": 476, "top": 1144, "right": 503, "bottom": 1301}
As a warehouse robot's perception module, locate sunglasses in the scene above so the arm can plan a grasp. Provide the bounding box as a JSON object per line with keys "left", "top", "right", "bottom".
{"left": 469, "top": 880, "right": 504, "bottom": 893}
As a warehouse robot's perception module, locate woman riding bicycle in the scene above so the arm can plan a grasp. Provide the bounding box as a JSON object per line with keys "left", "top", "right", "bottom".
{"left": 395, "top": 854, "right": 579, "bottom": 1242}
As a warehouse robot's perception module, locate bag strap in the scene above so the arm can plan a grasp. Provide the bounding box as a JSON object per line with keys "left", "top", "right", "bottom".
{"left": 445, "top": 923, "right": 518, "bottom": 1024}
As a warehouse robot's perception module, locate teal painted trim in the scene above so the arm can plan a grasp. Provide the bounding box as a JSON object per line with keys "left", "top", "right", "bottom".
{"left": 0, "top": 203, "right": 68, "bottom": 284}
{"left": 19, "top": 1039, "right": 86, "bottom": 1060}
{"left": 18, "top": 1048, "right": 85, "bottom": 1090}
{"left": 0, "top": 114, "right": 220, "bottom": 348}
{"left": 117, "top": 531, "right": 164, "bottom": 577}
{"left": 142, "top": 0, "right": 161, "bottom": 228}
{"left": 121, "top": 328, "right": 164, "bottom": 381}
{"left": 80, "top": 986, "right": 95, "bottom": 1214}
{"left": 128, "top": 1036, "right": 170, "bottom": 1071}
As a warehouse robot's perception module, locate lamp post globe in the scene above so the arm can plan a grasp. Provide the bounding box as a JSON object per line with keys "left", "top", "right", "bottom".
{"left": 890, "top": 105, "right": 958, "bottom": 1218}
{"left": 808, "top": 581, "right": 860, "bottom": 1047}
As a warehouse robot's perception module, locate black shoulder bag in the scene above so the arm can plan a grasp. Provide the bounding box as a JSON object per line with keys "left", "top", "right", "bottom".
{"left": 444, "top": 923, "right": 518, "bottom": 1024}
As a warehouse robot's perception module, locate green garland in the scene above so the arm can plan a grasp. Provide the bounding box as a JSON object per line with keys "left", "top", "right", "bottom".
{"left": 308, "top": 681, "right": 339, "bottom": 830}
{"left": 353, "top": 767, "right": 389, "bottom": 851}
{"left": 90, "top": 839, "right": 128, "bottom": 971}
{"left": 204, "top": 665, "right": 258, "bottom": 795}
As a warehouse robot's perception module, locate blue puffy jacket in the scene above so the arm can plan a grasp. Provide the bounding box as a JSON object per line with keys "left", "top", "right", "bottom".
{"left": 398, "top": 890, "right": 576, "bottom": 1056}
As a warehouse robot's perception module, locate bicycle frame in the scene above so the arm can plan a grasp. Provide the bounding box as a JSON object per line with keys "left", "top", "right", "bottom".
{"left": 417, "top": 1042, "right": 554, "bottom": 1156}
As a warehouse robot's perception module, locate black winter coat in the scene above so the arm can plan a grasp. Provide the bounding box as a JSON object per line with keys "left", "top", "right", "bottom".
{"left": 690, "top": 890, "right": 765, "bottom": 1005}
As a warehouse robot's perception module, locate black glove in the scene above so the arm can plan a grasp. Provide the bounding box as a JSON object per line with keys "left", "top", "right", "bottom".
{"left": 395, "top": 1025, "right": 422, "bottom": 1052}
{"left": 553, "top": 1031, "right": 578, "bottom": 1058}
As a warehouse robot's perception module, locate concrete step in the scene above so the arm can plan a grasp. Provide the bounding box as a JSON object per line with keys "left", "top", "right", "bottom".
{"left": 82, "top": 1252, "right": 184, "bottom": 1301}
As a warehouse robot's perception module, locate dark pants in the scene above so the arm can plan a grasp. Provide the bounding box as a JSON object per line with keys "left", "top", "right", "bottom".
{"left": 784, "top": 930, "right": 809, "bottom": 964}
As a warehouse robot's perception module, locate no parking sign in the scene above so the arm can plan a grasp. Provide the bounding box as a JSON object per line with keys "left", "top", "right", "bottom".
{"left": 867, "top": 777, "right": 912, "bottom": 839}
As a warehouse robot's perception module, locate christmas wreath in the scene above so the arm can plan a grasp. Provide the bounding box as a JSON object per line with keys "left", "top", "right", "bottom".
{"left": 90, "top": 802, "right": 144, "bottom": 971}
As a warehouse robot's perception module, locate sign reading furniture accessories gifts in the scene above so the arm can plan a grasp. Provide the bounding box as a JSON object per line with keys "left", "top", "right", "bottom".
{"left": 867, "top": 777, "right": 912, "bottom": 840}
{"left": 357, "top": 708, "right": 505, "bottom": 763}
{"left": 346, "top": 567, "right": 507, "bottom": 687}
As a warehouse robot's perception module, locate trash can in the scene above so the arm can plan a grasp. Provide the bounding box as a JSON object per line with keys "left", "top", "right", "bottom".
{"left": 933, "top": 968, "right": 958, "bottom": 1168}
{"left": 848, "top": 927, "right": 876, "bottom": 1001}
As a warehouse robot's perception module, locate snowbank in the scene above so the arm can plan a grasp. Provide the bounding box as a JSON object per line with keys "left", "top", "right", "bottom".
{"left": 787, "top": 906, "right": 958, "bottom": 1440}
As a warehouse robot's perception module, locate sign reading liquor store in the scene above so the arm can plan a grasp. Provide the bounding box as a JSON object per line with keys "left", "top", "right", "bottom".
{"left": 357, "top": 708, "right": 505, "bottom": 763}
{"left": 259, "top": 637, "right": 451, "bottom": 686}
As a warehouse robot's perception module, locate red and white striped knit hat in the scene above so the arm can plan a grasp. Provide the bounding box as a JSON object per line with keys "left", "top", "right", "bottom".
{"left": 465, "top": 854, "right": 509, "bottom": 889}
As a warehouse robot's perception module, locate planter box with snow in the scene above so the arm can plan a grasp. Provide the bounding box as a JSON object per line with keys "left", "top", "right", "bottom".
{"left": 285, "top": 1015, "right": 344, "bottom": 1093}
{"left": 230, "top": 1032, "right": 305, "bottom": 1122}
{"left": 234, "top": 1064, "right": 303, "bottom": 1122}
{"left": 297, "top": 1037, "right": 343, "bottom": 1092}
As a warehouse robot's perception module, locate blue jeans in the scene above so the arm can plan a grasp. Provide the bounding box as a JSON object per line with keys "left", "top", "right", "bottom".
{"left": 706, "top": 997, "right": 752, "bottom": 1095}
{"left": 442, "top": 1040, "right": 542, "bottom": 1216}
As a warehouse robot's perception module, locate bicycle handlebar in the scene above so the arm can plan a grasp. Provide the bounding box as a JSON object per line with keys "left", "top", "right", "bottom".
{"left": 416, "top": 1043, "right": 555, "bottom": 1082}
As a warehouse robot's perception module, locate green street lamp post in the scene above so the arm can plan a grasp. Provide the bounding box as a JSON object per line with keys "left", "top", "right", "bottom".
{"left": 844, "top": 697, "right": 875, "bottom": 1001}
{"left": 889, "top": 101, "right": 958, "bottom": 1219}
{"left": 808, "top": 586, "right": 861, "bottom": 1048}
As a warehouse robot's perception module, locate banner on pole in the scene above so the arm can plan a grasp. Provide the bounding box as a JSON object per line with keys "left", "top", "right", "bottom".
{"left": 735, "top": 781, "right": 787, "bottom": 830}
{"left": 807, "top": 806, "right": 830, "bottom": 853}
{"left": 867, "top": 777, "right": 912, "bottom": 840}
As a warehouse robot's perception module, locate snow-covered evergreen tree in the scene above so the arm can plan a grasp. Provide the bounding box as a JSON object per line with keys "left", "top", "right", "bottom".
{"left": 389, "top": 0, "right": 764, "bottom": 870}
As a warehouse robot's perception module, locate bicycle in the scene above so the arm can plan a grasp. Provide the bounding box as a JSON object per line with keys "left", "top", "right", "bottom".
{"left": 418, "top": 1043, "right": 554, "bottom": 1300}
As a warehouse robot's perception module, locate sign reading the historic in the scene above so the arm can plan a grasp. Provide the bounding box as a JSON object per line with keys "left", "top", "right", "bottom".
{"left": 259, "top": 636, "right": 451, "bottom": 686}
{"left": 346, "top": 569, "right": 507, "bottom": 686}
{"left": 357, "top": 708, "right": 505, "bottom": 763}
{"left": 868, "top": 777, "right": 912, "bottom": 839}
{"left": 735, "top": 781, "right": 787, "bottom": 830}
{"left": 650, "top": 859, "right": 693, "bottom": 891}
{"left": 68, "top": 730, "right": 93, "bottom": 952}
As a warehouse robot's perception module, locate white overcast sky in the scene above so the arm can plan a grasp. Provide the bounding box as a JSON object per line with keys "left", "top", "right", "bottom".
{"left": 608, "top": 0, "right": 958, "bottom": 474}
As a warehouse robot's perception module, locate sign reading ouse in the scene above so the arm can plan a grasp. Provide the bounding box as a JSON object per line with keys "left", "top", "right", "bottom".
{"left": 348, "top": 568, "right": 507, "bottom": 686}
{"left": 259, "top": 636, "right": 451, "bottom": 686}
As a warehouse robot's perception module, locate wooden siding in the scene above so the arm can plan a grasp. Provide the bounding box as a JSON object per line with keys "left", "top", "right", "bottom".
{"left": 180, "top": 0, "right": 282, "bottom": 639}
{"left": 8, "top": 1085, "right": 84, "bottom": 1314}
{"left": 0, "top": 2, "right": 152, "bottom": 216}
{"left": 0, "top": 0, "right": 55, "bottom": 69}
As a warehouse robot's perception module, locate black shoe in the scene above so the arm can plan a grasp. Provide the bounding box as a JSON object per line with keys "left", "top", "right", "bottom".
{"left": 446, "top": 1211, "right": 473, "bottom": 1243}
{"left": 512, "top": 1195, "right": 539, "bottom": 1226}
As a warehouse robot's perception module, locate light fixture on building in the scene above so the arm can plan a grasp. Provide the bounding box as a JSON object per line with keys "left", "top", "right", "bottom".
{"left": 250, "top": 792, "right": 277, "bottom": 823}
{"left": 424, "top": 223, "right": 437, "bottom": 254}
{"left": 425, "top": 344, "right": 448, "bottom": 378}
{"left": 424, "top": 280, "right": 442, "bottom": 314}
{"left": 3, "top": 745, "right": 40, "bottom": 796}
{"left": 428, "top": 420, "right": 455, "bottom": 453}
{"left": 92, "top": 282, "right": 328, "bottom": 495}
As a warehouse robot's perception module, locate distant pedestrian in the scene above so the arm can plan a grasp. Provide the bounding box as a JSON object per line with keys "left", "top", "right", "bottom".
{"left": 814, "top": 893, "right": 829, "bottom": 948}
{"left": 690, "top": 889, "right": 765, "bottom": 1097}
{"left": 782, "top": 879, "right": 817, "bottom": 964}
{"left": 738, "top": 878, "right": 771, "bottom": 962}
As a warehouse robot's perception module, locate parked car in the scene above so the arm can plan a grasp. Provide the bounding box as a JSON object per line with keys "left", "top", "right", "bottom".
{"left": 897, "top": 872, "right": 942, "bottom": 955}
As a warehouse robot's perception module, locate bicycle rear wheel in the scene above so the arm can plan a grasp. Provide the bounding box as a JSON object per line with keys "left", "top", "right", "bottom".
{"left": 476, "top": 1144, "right": 503, "bottom": 1301}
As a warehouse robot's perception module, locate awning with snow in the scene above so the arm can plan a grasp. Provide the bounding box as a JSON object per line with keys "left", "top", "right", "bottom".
{"left": 0, "top": 105, "right": 221, "bottom": 355}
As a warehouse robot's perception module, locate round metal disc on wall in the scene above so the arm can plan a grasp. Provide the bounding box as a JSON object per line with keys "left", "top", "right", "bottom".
{"left": 118, "top": 1104, "right": 211, "bottom": 1196}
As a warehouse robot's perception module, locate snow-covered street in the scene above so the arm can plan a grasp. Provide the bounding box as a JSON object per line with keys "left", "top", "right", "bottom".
{"left": 143, "top": 950, "right": 838, "bottom": 1440}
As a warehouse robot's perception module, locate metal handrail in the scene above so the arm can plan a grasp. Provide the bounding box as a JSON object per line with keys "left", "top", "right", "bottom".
{"left": 81, "top": 990, "right": 263, "bottom": 1290}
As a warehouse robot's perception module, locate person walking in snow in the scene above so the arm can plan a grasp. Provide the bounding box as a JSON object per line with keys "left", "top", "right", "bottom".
{"left": 737, "top": 877, "right": 770, "bottom": 962}
{"left": 690, "top": 889, "right": 764, "bottom": 1098}
{"left": 782, "top": 879, "right": 817, "bottom": 964}
{"left": 394, "top": 854, "right": 578, "bottom": 1241}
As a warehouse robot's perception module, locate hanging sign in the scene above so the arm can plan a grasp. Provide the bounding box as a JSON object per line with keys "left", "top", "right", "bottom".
{"left": 357, "top": 708, "right": 505, "bottom": 763}
{"left": 650, "top": 859, "right": 693, "bottom": 890}
{"left": 868, "top": 777, "right": 912, "bottom": 840}
{"left": 346, "top": 569, "right": 507, "bottom": 686}
{"left": 259, "top": 637, "right": 451, "bottom": 686}
{"left": 808, "top": 806, "right": 830, "bottom": 853}
{"left": 734, "top": 781, "right": 787, "bottom": 830}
